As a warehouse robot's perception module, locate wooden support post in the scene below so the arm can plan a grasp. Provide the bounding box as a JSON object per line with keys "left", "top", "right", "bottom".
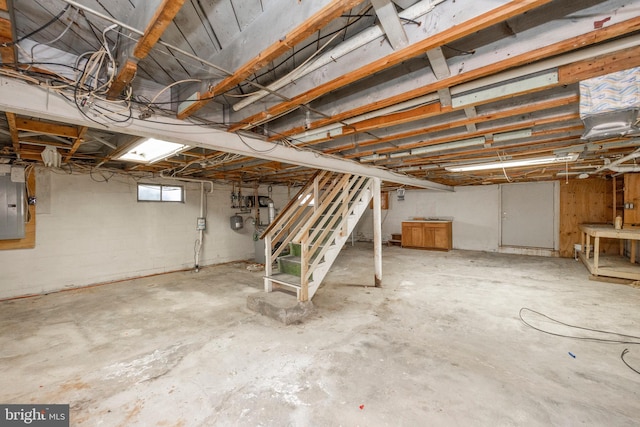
{"left": 593, "top": 236, "right": 600, "bottom": 275}
{"left": 372, "top": 178, "right": 382, "bottom": 287}
{"left": 264, "top": 235, "right": 273, "bottom": 292}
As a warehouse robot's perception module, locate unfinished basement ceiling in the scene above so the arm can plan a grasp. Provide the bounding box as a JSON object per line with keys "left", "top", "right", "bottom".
{"left": 0, "top": 0, "right": 639, "bottom": 186}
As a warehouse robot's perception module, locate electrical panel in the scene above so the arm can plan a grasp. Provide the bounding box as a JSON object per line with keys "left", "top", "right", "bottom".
{"left": 0, "top": 170, "right": 26, "bottom": 240}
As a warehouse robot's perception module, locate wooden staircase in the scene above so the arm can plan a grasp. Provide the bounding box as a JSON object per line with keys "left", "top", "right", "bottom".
{"left": 260, "top": 171, "right": 373, "bottom": 301}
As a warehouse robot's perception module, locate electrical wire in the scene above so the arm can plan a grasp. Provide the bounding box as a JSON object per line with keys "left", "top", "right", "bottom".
{"left": 519, "top": 307, "right": 640, "bottom": 375}
{"left": 621, "top": 349, "right": 640, "bottom": 375}
{"left": 29, "top": 6, "right": 79, "bottom": 62}
{"left": 1, "top": 5, "right": 70, "bottom": 48}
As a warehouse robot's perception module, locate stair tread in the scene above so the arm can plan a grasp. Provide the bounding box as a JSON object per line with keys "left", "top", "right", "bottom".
{"left": 265, "top": 273, "right": 314, "bottom": 288}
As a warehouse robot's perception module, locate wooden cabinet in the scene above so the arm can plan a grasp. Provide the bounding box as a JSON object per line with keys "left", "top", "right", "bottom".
{"left": 401, "top": 221, "right": 452, "bottom": 251}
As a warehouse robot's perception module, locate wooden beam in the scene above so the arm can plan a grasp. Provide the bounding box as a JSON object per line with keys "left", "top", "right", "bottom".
{"left": 106, "top": 0, "right": 185, "bottom": 99}
{"left": 133, "top": 0, "right": 185, "bottom": 58}
{"left": 558, "top": 44, "right": 640, "bottom": 84}
{"left": 228, "top": 0, "right": 554, "bottom": 132}
{"left": 177, "top": 0, "right": 365, "bottom": 120}
{"left": 344, "top": 102, "right": 445, "bottom": 136}
{"left": 0, "top": 14, "right": 16, "bottom": 66}
{"left": 15, "top": 118, "right": 79, "bottom": 138}
{"left": 274, "top": 14, "right": 640, "bottom": 141}
{"left": 106, "top": 60, "right": 139, "bottom": 102}
{"left": 64, "top": 126, "right": 88, "bottom": 162}
{"left": 5, "top": 112, "right": 19, "bottom": 154}
{"left": 324, "top": 93, "right": 579, "bottom": 154}
{"left": 344, "top": 112, "right": 580, "bottom": 159}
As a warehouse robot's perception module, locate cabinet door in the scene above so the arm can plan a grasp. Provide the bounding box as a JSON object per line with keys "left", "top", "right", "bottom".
{"left": 422, "top": 227, "right": 435, "bottom": 248}
{"left": 402, "top": 223, "right": 424, "bottom": 247}
{"left": 433, "top": 226, "right": 450, "bottom": 250}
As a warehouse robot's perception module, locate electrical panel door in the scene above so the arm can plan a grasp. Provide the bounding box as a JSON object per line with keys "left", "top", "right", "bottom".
{"left": 0, "top": 174, "right": 26, "bottom": 240}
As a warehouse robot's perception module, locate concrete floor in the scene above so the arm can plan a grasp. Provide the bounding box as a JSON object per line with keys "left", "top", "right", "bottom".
{"left": 1, "top": 243, "right": 640, "bottom": 426}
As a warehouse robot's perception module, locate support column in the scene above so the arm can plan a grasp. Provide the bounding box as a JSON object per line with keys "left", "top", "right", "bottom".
{"left": 372, "top": 177, "right": 382, "bottom": 287}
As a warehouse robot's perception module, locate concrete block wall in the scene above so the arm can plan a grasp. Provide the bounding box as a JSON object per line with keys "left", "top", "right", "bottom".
{"left": 0, "top": 168, "right": 290, "bottom": 299}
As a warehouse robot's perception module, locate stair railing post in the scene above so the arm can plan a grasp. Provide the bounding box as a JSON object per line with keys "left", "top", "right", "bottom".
{"left": 313, "top": 175, "right": 320, "bottom": 212}
{"left": 264, "top": 234, "right": 273, "bottom": 292}
{"left": 340, "top": 175, "right": 351, "bottom": 237}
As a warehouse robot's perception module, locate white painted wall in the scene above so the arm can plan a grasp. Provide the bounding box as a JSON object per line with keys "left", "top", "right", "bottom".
{"left": 0, "top": 168, "right": 290, "bottom": 299}
{"left": 355, "top": 184, "right": 501, "bottom": 251}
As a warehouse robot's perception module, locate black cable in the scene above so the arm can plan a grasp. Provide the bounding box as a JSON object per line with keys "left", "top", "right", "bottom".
{"left": 621, "top": 349, "right": 640, "bottom": 375}
{"left": 238, "top": 8, "right": 373, "bottom": 89}
{"left": 519, "top": 308, "right": 640, "bottom": 344}
{"left": 520, "top": 308, "right": 640, "bottom": 375}
{"left": 236, "top": 132, "right": 278, "bottom": 154}
{"left": 1, "top": 5, "right": 70, "bottom": 48}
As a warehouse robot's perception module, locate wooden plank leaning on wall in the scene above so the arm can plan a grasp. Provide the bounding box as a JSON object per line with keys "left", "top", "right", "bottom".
{"left": 0, "top": 166, "right": 35, "bottom": 250}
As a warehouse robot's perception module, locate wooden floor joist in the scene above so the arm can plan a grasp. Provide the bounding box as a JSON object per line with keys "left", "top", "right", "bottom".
{"left": 229, "top": 0, "right": 555, "bottom": 133}
{"left": 269, "top": 14, "right": 640, "bottom": 142}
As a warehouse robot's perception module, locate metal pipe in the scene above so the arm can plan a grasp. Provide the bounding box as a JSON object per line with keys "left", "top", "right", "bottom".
{"left": 267, "top": 199, "right": 276, "bottom": 224}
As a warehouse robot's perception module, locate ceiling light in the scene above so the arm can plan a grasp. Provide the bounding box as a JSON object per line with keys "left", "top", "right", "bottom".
{"left": 493, "top": 129, "right": 532, "bottom": 142}
{"left": 117, "top": 138, "right": 188, "bottom": 164}
{"left": 445, "top": 154, "right": 579, "bottom": 172}
{"left": 411, "top": 137, "right": 486, "bottom": 156}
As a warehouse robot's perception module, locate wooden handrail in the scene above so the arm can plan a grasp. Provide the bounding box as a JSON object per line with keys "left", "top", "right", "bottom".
{"left": 260, "top": 170, "right": 323, "bottom": 239}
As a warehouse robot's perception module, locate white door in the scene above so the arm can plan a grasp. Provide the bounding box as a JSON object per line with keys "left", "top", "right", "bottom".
{"left": 501, "top": 182, "right": 555, "bottom": 249}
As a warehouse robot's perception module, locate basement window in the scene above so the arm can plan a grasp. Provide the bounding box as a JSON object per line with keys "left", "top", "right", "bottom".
{"left": 137, "top": 184, "right": 184, "bottom": 202}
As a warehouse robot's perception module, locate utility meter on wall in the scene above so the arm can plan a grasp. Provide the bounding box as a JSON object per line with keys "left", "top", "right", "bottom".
{"left": 196, "top": 217, "right": 206, "bottom": 230}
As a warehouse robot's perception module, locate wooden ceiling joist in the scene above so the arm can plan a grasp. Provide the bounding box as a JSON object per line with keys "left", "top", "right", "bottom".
{"left": 345, "top": 112, "right": 581, "bottom": 159}
{"left": 107, "top": 0, "right": 186, "bottom": 99}
{"left": 324, "top": 94, "right": 579, "bottom": 155}
{"left": 229, "top": 0, "right": 554, "bottom": 133}
{"left": 177, "top": 0, "right": 364, "bottom": 120}
{"left": 15, "top": 118, "right": 79, "bottom": 139}
{"left": 272, "top": 14, "right": 640, "bottom": 142}
{"left": 0, "top": 0, "right": 16, "bottom": 66}
{"left": 64, "top": 126, "right": 88, "bottom": 162}
{"left": 5, "top": 112, "right": 19, "bottom": 154}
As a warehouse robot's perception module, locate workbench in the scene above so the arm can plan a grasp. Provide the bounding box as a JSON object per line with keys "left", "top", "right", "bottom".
{"left": 579, "top": 224, "right": 640, "bottom": 281}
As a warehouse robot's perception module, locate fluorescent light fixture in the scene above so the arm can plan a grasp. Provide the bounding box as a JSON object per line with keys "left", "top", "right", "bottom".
{"left": 452, "top": 71, "right": 558, "bottom": 109}
{"left": 411, "top": 137, "right": 485, "bottom": 156}
{"left": 359, "top": 153, "right": 386, "bottom": 162}
{"left": 493, "top": 129, "right": 532, "bottom": 142}
{"left": 445, "top": 154, "right": 578, "bottom": 172}
{"left": 118, "top": 138, "right": 188, "bottom": 164}
{"left": 389, "top": 151, "right": 411, "bottom": 158}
